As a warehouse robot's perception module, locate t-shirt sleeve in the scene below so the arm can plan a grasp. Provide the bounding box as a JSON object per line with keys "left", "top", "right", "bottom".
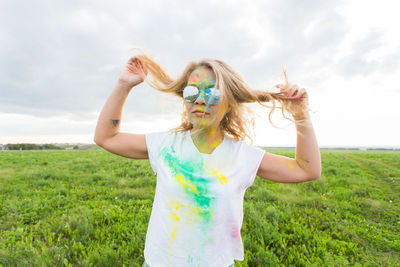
{"left": 145, "top": 131, "right": 166, "bottom": 175}
{"left": 240, "top": 142, "right": 266, "bottom": 189}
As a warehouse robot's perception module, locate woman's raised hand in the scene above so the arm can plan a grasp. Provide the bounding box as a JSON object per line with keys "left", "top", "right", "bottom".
{"left": 276, "top": 83, "right": 310, "bottom": 119}
{"left": 118, "top": 56, "right": 148, "bottom": 88}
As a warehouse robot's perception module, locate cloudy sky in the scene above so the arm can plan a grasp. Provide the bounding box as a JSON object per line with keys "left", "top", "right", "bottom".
{"left": 1, "top": 0, "right": 399, "bottom": 147}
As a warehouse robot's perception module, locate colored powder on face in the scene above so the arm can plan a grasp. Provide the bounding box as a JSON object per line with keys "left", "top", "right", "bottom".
{"left": 188, "top": 68, "right": 215, "bottom": 90}
{"left": 200, "top": 88, "right": 206, "bottom": 98}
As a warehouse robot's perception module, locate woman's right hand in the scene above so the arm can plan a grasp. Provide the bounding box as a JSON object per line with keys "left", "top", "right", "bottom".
{"left": 118, "top": 56, "right": 148, "bottom": 88}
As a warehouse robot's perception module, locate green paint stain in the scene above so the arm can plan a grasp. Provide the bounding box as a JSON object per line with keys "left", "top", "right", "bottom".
{"left": 159, "top": 145, "right": 215, "bottom": 224}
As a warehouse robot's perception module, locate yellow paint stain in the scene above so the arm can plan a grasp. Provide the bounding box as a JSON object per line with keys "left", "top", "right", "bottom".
{"left": 168, "top": 199, "right": 185, "bottom": 211}
{"left": 183, "top": 204, "right": 201, "bottom": 225}
{"left": 175, "top": 173, "right": 186, "bottom": 187}
{"left": 186, "top": 182, "right": 200, "bottom": 194}
{"left": 174, "top": 173, "right": 200, "bottom": 194}
{"left": 168, "top": 224, "right": 178, "bottom": 247}
{"left": 171, "top": 213, "right": 180, "bottom": 221}
{"left": 168, "top": 199, "right": 186, "bottom": 246}
{"left": 212, "top": 170, "right": 228, "bottom": 185}
{"left": 277, "top": 157, "right": 296, "bottom": 171}
{"left": 288, "top": 163, "right": 295, "bottom": 170}
{"left": 211, "top": 140, "right": 219, "bottom": 148}
{"left": 192, "top": 206, "right": 199, "bottom": 213}
{"left": 205, "top": 164, "right": 228, "bottom": 185}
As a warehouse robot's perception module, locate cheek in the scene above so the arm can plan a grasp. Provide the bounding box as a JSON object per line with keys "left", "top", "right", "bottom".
{"left": 184, "top": 102, "right": 192, "bottom": 112}
{"left": 207, "top": 106, "right": 226, "bottom": 121}
{"left": 215, "top": 103, "right": 229, "bottom": 117}
{"left": 217, "top": 108, "right": 227, "bottom": 119}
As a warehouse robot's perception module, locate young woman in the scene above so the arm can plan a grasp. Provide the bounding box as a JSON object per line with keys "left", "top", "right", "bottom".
{"left": 94, "top": 51, "right": 321, "bottom": 267}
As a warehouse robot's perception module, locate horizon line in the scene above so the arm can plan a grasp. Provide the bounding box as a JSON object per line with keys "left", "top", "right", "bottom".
{"left": 1, "top": 143, "right": 400, "bottom": 150}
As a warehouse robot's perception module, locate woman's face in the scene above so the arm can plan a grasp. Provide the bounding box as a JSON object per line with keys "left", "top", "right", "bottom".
{"left": 184, "top": 66, "right": 230, "bottom": 129}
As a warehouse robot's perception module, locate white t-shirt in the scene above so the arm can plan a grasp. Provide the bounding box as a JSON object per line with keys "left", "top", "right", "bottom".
{"left": 144, "top": 130, "right": 265, "bottom": 267}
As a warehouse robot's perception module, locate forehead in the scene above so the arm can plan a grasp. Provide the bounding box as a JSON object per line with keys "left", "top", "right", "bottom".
{"left": 188, "top": 66, "right": 216, "bottom": 84}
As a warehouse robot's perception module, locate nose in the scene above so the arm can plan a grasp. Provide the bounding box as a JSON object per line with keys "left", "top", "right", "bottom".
{"left": 194, "top": 89, "right": 206, "bottom": 104}
{"left": 194, "top": 96, "right": 205, "bottom": 105}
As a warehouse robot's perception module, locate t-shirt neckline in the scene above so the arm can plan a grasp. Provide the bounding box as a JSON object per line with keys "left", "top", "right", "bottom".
{"left": 186, "top": 130, "right": 226, "bottom": 156}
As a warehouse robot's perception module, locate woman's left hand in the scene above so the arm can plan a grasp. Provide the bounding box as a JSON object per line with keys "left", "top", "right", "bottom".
{"left": 275, "top": 83, "right": 310, "bottom": 119}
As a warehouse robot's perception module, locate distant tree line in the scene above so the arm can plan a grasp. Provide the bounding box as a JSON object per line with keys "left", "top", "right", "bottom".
{"left": 5, "top": 144, "right": 63, "bottom": 150}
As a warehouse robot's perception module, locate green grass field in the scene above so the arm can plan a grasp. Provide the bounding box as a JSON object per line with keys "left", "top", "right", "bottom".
{"left": 0, "top": 149, "right": 399, "bottom": 266}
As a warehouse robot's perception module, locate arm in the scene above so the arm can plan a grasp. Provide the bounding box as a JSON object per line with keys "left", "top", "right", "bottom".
{"left": 256, "top": 81, "right": 321, "bottom": 183}
{"left": 94, "top": 56, "right": 148, "bottom": 159}
{"left": 256, "top": 113, "right": 321, "bottom": 183}
{"left": 293, "top": 113, "right": 321, "bottom": 179}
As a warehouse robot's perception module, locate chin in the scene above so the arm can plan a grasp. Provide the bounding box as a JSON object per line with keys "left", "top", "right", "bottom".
{"left": 191, "top": 121, "right": 211, "bottom": 127}
{"left": 189, "top": 114, "right": 222, "bottom": 128}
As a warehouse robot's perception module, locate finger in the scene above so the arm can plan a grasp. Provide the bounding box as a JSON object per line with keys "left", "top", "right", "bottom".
{"left": 287, "top": 87, "right": 297, "bottom": 98}
{"left": 133, "top": 56, "right": 143, "bottom": 68}
{"left": 131, "top": 61, "right": 141, "bottom": 75}
{"left": 276, "top": 84, "right": 289, "bottom": 93}
{"left": 291, "top": 84, "right": 299, "bottom": 92}
{"left": 132, "top": 59, "right": 139, "bottom": 69}
{"left": 131, "top": 57, "right": 142, "bottom": 68}
{"left": 289, "top": 84, "right": 301, "bottom": 98}
{"left": 135, "top": 60, "right": 147, "bottom": 77}
{"left": 297, "top": 89, "right": 309, "bottom": 101}
{"left": 128, "top": 57, "right": 138, "bottom": 67}
{"left": 137, "top": 59, "right": 147, "bottom": 75}
{"left": 291, "top": 85, "right": 301, "bottom": 98}
{"left": 129, "top": 56, "right": 137, "bottom": 63}
{"left": 295, "top": 88, "right": 305, "bottom": 99}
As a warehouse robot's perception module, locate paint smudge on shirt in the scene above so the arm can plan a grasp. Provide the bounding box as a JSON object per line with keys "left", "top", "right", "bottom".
{"left": 205, "top": 164, "right": 228, "bottom": 185}
{"left": 160, "top": 146, "right": 219, "bottom": 222}
{"left": 160, "top": 144, "right": 228, "bottom": 264}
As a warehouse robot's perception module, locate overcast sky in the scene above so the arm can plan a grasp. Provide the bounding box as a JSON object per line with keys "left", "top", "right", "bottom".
{"left": 1, "top": 0, "right": 399, "bottom": 147}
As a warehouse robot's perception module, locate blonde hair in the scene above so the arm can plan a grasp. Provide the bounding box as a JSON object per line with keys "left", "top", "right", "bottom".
{"left": 132, "top": 48, "right": 311, "bottom": 143}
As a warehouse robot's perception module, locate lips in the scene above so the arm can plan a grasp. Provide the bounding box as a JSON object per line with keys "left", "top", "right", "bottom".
{"left": 192, "top": 110, "right": 209, "bottom": 115}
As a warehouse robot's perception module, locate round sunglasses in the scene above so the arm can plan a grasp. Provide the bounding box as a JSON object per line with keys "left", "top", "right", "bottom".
{"left": 182, "top": 85, "right": 221, "bottom": 105}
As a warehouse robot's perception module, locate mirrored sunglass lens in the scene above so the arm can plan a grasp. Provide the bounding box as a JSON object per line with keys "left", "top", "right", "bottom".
{"left": 205, "top": 88, "right": 221, "bottom": 104}
{"left": 183, "top": 86, "right": 199, "bottom": 102}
